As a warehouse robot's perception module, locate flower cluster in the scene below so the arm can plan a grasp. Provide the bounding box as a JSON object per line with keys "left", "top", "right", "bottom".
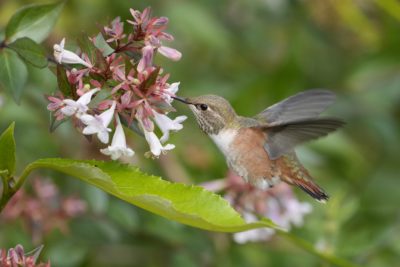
{"left": 1, "top": 177, "right": 87, "bottom": 243}
{"left": 0, "top": 244, "right": 50, "bottom": 267}
{"left": 202, "top": 171, "right": 313, "bottom": 243}
{"left": 48, "top": 7, "right": 186, "bottom": 160}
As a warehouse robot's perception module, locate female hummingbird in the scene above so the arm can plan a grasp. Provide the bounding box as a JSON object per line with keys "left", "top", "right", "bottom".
{"left": 173, "top": 90, "right": 344, "bottom": 202}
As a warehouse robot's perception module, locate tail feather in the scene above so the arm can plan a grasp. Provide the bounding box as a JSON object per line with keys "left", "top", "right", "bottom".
{"left": 284, "top": 176, "right": 329, "bottom": 202}
{"left": 278, "top": 153, "right": 329, "bottom": 202}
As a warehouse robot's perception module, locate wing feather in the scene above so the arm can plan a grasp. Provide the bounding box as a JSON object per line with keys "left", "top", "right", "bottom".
{"left": 262, "top": 118, "right": 345, "bottom": 160}
{"left": 255, "top": 89, "right": 337, "bottom": 126}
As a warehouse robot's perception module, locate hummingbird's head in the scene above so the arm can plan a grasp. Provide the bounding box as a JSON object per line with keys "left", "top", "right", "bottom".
{"left": 173, "top": 95, "right": 237, "bottom": 135}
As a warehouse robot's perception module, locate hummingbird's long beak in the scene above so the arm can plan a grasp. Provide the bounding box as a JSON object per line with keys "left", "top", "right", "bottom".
{"left": 172, "top": 96, "right": 192, "bottom": 105}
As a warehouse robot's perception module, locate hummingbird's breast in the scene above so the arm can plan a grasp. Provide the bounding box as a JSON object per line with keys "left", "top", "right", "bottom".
{"left": 210, "top": 127, "right": 280, "bottom": 189}
{"left": 209, "top": 129, "right": 237, "bottom": 157}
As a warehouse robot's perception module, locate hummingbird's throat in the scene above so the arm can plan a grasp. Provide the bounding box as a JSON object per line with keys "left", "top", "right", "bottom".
{"left": 191, "top": 107, "right": 225, "bottom": 135}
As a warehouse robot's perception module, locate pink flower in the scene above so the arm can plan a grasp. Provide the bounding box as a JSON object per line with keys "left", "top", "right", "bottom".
{"left": 128, "top": 7, "right": 182, "bottom": 61}
{"left": 47, "top": 95, "right": 65, "bottom": 121}
{"left": 104, "top": 17, "right": 126, "bottom": 43}
{"left": 127, "top": 7, "right": 152, "bottom": 26}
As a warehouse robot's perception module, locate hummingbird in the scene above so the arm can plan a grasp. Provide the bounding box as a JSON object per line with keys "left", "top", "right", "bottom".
{"left": 173, "top": 90, "right": 344, "bottom": 202}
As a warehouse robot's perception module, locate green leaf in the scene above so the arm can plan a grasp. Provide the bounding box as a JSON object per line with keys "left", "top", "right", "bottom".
{"left": 0, "top": 49, "right": 28, "bottom": 104}
{"left": 5, "top": 1, "right": 64, "bottom": 43}
{"left": 0, "top": 122, "right": 16, "bottom": 176}
{"left": 124, "top": 58, "right": 134, "bottom": 76}
{"left": 94, "top": 33, "right": 114, "bottom": 56}
{"left": 8, "top": 37, "right": 47, "bottom": 68}
{"left": 56, "top": 65, "right": 74, "bottom": 98}
{"left": 20, "top": 159, "right": 279, "bottom": 232}
{"left": 140, "top": 67, "right": 160, "bottom": 92}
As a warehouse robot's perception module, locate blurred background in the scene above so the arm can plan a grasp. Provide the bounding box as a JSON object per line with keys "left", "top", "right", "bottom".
{"left": 1, "top": 0, "right": 400, "bottom": 266}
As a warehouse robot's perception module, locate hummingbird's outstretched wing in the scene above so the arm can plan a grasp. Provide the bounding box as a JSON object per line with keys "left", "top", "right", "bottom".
{"left": 262, "top": 118, "right": 344, "bottom": 160}
{"left": 253, "top": 90, "right": 343, "bottom": 160}
{"left": 254, "top": 89, "right": 337, "bottom": 125}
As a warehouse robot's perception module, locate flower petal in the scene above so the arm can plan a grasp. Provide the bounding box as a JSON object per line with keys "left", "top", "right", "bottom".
{"left": 167, "top": 82, "right": 180, "bottom": 95}
{"left": 97, "top": 131, "right": 110, "bottom": 144}
{"left": 77, "top": 88, "right": 100, "bottom": 106}
{"left": 145, "top": 130, "right": 162, "bottom": 156}
{"left": 154, "top": 112, "right": 187, "bottom": 143}
{"left": 98, "top": 101, "right": 116, "bottom": 128}
{"left": 60, "top": 105, "right": 76, "bottom": 116}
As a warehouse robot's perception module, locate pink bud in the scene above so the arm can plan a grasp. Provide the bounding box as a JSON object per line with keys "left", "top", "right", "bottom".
{"left": 141, "top": 7, "right": 152, "bottom": 23}
{"left": 129, "top": 8, "right": 141, "bottom": 23}
{"left": 153, "top": 17, "right": 169, "bottom": 27}
{"left": 158, "top": 46, "right": 182, "bottom": 61}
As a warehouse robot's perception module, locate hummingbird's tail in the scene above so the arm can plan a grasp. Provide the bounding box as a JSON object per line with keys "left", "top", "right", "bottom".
{"left": 283, "top": 175, "right": 329, "bottom": 202}
{"left": 279, "top": 153, "right": 329, "bottom": 202}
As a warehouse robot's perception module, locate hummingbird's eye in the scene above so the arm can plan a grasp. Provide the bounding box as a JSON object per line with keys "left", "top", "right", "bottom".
{"left": 196, "top": 104, "right": 208, "bottom": 111}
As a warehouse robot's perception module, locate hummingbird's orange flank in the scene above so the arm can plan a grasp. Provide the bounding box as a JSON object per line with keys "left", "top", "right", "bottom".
{"left": 174, "top": 90, "right": 344, "bottom": 202}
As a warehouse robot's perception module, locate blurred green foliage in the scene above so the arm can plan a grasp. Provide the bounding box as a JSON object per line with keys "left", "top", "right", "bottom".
{"left": 0, "top": 0, "right": 400, "bottom": 266}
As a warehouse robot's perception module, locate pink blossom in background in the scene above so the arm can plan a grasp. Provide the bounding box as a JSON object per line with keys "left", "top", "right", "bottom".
{"left": 202, "top": 171, "right": 313, "bottom": 243}
{"left": 0, "top": 244, "right": 50, "bottom": 267}
{"left": 0, "top": 177, "right": 87, "bottom": 244}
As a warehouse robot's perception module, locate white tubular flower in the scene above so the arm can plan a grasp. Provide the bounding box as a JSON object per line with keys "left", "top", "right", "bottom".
{"left": 80, "top": 101, "right": 116, "bottom": 144}
{"left": 144, "top": 130, "right": 175, "bottom": 157}
{"left": 153, "top": 112, "right": 187, "bottom": 143}
{"left": 101, "top": 117, "right": 135, "bottom": 160}
{"left": 163, "top": 82, "right": 180, "bottom": 103}
{"left": 138, "top": 118, "right": 175, "bottom": 157}
{"left": 53, "top": 38, "right": 92, "bottom": 68}
{"left": 60, "top": 88, "right": 100, "bottom": 118}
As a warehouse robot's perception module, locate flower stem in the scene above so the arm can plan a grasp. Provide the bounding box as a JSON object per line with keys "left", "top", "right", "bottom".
{"left": 0, "top": 170, "right": 11, "bottom": 212}
{"left": 0, "top": 161, "right": 42, "bottom": 213}
{"left": 277, "top": 230, "right": 361, "bottom": 267}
